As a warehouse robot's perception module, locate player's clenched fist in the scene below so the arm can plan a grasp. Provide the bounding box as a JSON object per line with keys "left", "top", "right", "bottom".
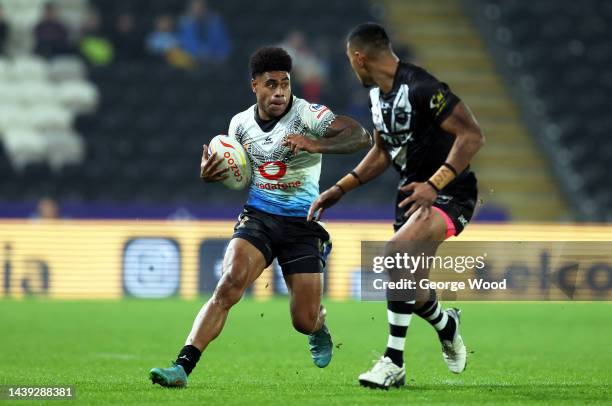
{"left": 307, "top": 185, "right": 344, "bottom": 221}
{"left": 200, "top": 144, "right": 230, "bottom": 182}
{"left": 283, "top": 134, "right": 320, "bottom": 155}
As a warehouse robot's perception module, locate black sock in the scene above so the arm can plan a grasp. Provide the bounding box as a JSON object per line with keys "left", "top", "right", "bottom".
{"left": 175, "top": 345, "right": 201, "bottom": 375}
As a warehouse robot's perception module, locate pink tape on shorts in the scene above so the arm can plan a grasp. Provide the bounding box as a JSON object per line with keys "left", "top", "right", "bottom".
{"left": 433, "top": 206, "right": 456, "bottom": 239}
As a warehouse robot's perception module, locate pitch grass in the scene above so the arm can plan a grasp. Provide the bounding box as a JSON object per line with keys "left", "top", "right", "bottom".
{"left": 0, "top": 299, "right": 610, "bottom": 405}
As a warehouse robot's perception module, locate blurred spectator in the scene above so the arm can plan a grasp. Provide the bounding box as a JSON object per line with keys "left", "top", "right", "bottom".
{"left": 177, "top": 0, "right": 231, "bottom": 63}
{"left": 147, "top": 15, "right": 178, "bottom": 55}
{"left": 79, "top": 7, "right": 113, "bottom": 66}
{"left": 112, "top": 12, "right": 143, "bottom": 61}
{"left": 281, "top": 31, "right": 328, "bottom": 102}
{"left": 147, "top": 14, "right": 195, "bottom": 70}
{"left": 34, "top": 2, "right": 72, "bottom": 58}
{"left": 0, "top": 6, "right": 9, "bottom": 55}
{"left": 33, "top": 197, "right": 60, "bottom": 220}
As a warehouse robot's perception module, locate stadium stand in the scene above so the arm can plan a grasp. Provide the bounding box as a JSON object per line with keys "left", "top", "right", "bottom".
{"left": 379, "top": 0, "right": 569, "bottom": 221}
{"left": 464, "top": 0, "right": 611, "bottom": 221}
{"left": 2, "top": 0, "right": 399, "bottom": 213}
{"left": 2, "top": 0, "right": 592, "bottom": 222}
{"left": 0, "top": 0, "right": 91, "bottom": 198}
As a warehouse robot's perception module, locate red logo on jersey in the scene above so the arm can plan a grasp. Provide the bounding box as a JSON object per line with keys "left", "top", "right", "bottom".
{"left": 258, "top": 161, "right": 287, "bottom": 180}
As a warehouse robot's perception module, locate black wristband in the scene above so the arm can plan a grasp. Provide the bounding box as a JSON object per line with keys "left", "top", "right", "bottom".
{"left": 426, "top": 180, "right": 440, "bottom": 193}
{"left": 349, "top": 170, "right": 363, "bottom": 185}
{"left": 334, "top": 183, "right": 346, "bottom": 195}
{"left": 443, "top": 162, "right": 458, "bottom": 176}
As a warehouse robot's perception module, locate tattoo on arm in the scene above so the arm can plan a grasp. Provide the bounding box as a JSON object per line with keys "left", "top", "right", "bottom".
{"left": 316, "top": 115, "right": 372, "bottom": 154}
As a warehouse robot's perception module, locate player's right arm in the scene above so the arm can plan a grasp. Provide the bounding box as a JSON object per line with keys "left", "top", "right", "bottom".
{"left": 307, "top": 130, "right": 390, "bottom": 221}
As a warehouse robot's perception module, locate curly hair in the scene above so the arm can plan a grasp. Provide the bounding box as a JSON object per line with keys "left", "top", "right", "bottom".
{"left": 249, "top": 46, "right": 292, "bottom": 78}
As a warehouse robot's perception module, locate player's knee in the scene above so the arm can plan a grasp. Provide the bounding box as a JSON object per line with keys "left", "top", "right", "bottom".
{"left": 291, "top": 308, "right": 319, "bottom": 335}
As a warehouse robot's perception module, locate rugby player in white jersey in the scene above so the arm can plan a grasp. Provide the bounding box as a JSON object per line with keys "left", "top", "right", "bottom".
{"left": 150, "top": 46, "right": 371, "bottom": 387}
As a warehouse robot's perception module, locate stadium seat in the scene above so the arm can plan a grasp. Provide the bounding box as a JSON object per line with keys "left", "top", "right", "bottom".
{"left": 29, "top": 105, "right": 73, "bottom": 131}
{"left": 20, "top": 81, "right": 60, "bottom": 106}
{"left": 0, "top": 106, "right": 31, "bottom": 131}
{"left": 57, "top": 80, "right": 99, "bottom": 113}
{"left": 45, "top": 130, "right": 85, "bottom": 171}
{"left": 11, "top": 56, "right": 48, "bottom": 82}
{"left": 0, "top": 128, "right": 47, "bottom": 170}
{"left": 0, "top": 58, "right": 9, "bottom": 79}
{"left": 48, "top": 56, "right": 87, "bottom": 81}
{"left": 0, "top": 83, "right": 25, "bottom": 107}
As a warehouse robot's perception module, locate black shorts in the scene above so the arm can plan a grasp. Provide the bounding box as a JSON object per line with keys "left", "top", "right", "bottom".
{"left": 394, "top": 173, "right": 478, "bottom": 235}
{"left": 232, "top": 205, "right": 331, "bottom": 275}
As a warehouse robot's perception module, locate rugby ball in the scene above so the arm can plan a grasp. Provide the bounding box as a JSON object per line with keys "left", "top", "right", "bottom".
{"left": 208, "top": 135, "right": 251, "bottom": 190}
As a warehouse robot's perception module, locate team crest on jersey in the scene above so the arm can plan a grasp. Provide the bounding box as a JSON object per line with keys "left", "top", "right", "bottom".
{"left": 308, "top": 103, "right": 329, "bottom": 120}
{"left": 309, "top": 103, "right": 326, "bottom": 112}
{"left": 430, "top": 89, "right": 447, "bottom": 117}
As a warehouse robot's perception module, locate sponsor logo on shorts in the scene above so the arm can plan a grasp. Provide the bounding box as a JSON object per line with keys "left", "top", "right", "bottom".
{"left": 458, "top": 215, "right": 469, "bottom": 226}
{"left": 436, "top": 194, "right": 453, "bottom": 204}
{"left": 237, "top": 215, "right": 249, "bottom": 229}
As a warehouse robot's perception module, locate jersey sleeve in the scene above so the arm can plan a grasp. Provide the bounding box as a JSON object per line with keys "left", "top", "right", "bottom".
{"left": 296, "top": 99, "right": 336, "bottom": 137}
{"left": 227, "top": 114, "right": 239, "bottom": 139}
{"left": 413, "top": 69, "right": 460, "bottom": 126}
{"left": 227, "top": 113, "right": 247, "bottom": 144}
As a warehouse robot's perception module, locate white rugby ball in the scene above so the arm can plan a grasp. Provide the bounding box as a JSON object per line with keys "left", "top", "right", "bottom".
{"left": 208, "top": 135, "right": 251, "bottom": 190}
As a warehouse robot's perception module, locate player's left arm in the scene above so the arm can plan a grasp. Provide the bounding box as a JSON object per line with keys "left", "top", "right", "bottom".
{"left": 316, "top": 115, "right": 373, "bottom": 153}
{"left": 284, "top": 115, "right": 372, "bottom": 154}
{"left": 440, "top": 101, "right": 485, "bottom": 173}
{"left": 397, "top": 68, "right": 487, "bottom": 218}
{"left": 399, "top": 102, "right": 485, "bottom": 218}
{"left": 283, "top": 102, "right": 372, "bottom": 154}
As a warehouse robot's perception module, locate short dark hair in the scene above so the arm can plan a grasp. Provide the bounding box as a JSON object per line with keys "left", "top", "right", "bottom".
{"left": 249, "top": 46, "right": 292, "bottom": 78}
{"left": 347, "top": 22, "right": 391, "bottom": 52}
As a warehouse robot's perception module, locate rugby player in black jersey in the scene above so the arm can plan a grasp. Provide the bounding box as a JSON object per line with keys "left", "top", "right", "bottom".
{"left": 308, "top": 23, "right": 485, "bottom": 389}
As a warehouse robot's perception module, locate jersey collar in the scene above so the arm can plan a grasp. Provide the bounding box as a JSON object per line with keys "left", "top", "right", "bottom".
{"left": 254, "top": 95, "right": 294, "bottom": 132}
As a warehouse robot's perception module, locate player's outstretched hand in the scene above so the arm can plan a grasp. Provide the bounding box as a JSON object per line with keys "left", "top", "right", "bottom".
{"left": 398, "top": 182, "right": 438, "bottom": 219}
{"left": 307, "top": 185, "right": 344, "bottom": 221}
{"left": 200, "top": 144, "right": 230, "bottom": 182}
{"left": 283, "top": 134, "right": 320, "bottom": 155}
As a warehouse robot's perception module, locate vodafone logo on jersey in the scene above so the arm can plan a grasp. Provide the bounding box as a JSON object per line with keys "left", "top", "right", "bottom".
{"left": 256, "top": 161, "right": 302, "bottom": 190}
{"left": 258, "top": 161, "right": 287, "bottom": 180}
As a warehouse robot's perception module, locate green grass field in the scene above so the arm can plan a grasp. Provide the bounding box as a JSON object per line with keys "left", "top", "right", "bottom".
{"left": 0, "top": 299, "right": 610, "bottom": 405}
